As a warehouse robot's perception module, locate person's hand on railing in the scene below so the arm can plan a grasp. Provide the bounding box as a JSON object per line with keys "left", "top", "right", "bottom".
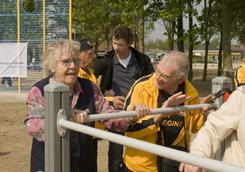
{"left": 200, "top": 94, "right": 216, "bottom": 117}
{"left": 153, "top": 92, "right": 191, "bottom": 123}
{"left": 112, "top": 96, "right": 125, "bottom": 110}
{"left": 104, "top": 89, "right": 115, "bottom": 97}
{"left": 179, "top": 162, "right": 202, "bottom": 172}
{"left": 71, "top": 109, "right": 89, "bottom": 124}
{"left": 104, "top": 89, "right": 125, "bottom": 110}
{"left": 128, "top": 104, "right": 150, "bottom": 122}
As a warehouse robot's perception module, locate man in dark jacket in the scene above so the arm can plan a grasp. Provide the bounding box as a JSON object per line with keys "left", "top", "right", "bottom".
{"left": 94, "top": 25, "right": 154, "bottom": 172}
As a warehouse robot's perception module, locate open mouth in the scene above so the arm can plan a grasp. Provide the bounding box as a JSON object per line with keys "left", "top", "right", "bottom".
{"left": 66, "top": 72, "right": 77, "bottom": 76}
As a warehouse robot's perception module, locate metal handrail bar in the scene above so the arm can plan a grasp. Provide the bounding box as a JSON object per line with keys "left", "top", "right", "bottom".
{"left": 58, "top": 119, "right": 245, "bottom": 172}
{"left": 86, "top": 103, "right": 216, "bottom": 122}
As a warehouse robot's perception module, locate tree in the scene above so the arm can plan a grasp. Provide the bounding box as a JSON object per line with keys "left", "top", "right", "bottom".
{"left": 0, "top": 1, "right": 17, "bottom": 41}
{"left": 145, "top": 39, "right": 169, "bottom": 51}
{"left": 73, "top": 0, "right": 148, "bottom": 53}
{"left": 222, "top": 0, "right": 232, "bottom": 72}
{"left": 197, "top": 0, "right": 216, "bottom": 81}
{"left": 187, "top": 0, "right": 199, "bottom": 80}
{"left": 231, "top": 0, "right": 245, "bottom": 44}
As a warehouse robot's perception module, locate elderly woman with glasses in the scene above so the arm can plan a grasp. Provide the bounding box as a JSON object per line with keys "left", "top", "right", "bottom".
{"left": 24, "top": 39, "right": 149, "bottom": 172}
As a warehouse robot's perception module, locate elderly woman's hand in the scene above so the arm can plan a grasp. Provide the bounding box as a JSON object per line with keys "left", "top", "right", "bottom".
{"left": 71, "top": 109, "right": 89, "bottom": 124}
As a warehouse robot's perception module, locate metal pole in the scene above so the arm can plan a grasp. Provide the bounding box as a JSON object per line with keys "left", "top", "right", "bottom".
{"left": 42, "top": 0, "right": 46, "bottom": 77}
{"left": 69, "top": 0, "right": 72, "bottom": 40}
{"left": 17, "top": 0, "right": 21, "bottom": 94}
{"left": 44, "top": 83, "right": 70, "bottom": 172}
{"left": 58, "top": 120, "right": 245, "bottom": 172}
{"left": 86, "top": 103, "right": 217, "bottom": 122}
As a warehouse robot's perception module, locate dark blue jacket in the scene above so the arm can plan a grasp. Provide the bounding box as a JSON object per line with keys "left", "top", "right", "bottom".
{"left": 30, "top": 77, "right": 97, "bottom": 172}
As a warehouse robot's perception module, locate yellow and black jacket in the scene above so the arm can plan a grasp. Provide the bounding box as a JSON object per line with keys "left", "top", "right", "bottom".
{"left": 78, "top": 67, "right": 98, "bottom": 86}
{"left": 123, "top": 74, "right": 204, "bottom": 172}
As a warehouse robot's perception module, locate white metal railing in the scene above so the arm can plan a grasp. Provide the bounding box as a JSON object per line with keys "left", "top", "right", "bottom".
{"left": 44, "top": 82, "right": 244, "bottom": 172}
{"left": 58, "top": 117, "right": 245, "bottom": 172}
{"left": 86, "top": 103, "right": 217, "bottom": 122}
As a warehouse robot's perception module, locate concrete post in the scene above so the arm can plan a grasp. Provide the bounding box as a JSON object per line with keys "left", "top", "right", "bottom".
{"left": 212, "top": 76, "right": 232, "bottom": 107}
{"left": 44, "top": 82, "right": 70, "bottom": 172}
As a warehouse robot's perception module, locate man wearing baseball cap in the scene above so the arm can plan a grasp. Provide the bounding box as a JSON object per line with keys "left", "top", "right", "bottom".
{"left": 77, "top": 38, "right": 103, "bottom": 172}
{"left": 77, "top": 38, "right": 98, "bottom": 85}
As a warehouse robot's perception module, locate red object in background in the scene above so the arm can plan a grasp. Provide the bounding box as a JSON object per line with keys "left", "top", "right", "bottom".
{"left": 214, "top": 88, "right": 232, "bottom": 102}
{"left": 223, "top": 92, "right": 231, "bottom": 102}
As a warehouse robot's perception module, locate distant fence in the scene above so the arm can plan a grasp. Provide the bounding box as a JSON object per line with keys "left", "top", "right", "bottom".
{"left": 44, "top": 82, "right": 245, "bottom": 172}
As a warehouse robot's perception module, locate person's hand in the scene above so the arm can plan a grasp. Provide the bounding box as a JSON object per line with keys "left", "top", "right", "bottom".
{"left": 201, "top": 94, "right": 216, "bottom": 104}
{"left": 135, "top": 104, "right": 150, "bottom": 119}
{"left": 71, "top": 109, "right": 89, "bottom": 124}
{"left": 128, "top": 104, "right": 149, "bottom": 122}
{"left": 104, "top": 89, "right": 115, "bottom": 96}
{"left": 163, "top": 92, "right": 191, "bottom": 107}
{"left": 200, "top": 94, "right": 216, "bottom": 116}
{"left": 154, "top": 92, "right": 191, "bottom": 123}
{"left": 112, "top": 96, "right": 125, "bottom": 110}
{"left": 179, "top": 162, "right": 202, "bottom": 172}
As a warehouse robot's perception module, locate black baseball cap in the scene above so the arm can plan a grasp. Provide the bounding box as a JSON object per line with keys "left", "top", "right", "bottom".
{"left": 79, "top": 38, "right": 93, "bottom": 52}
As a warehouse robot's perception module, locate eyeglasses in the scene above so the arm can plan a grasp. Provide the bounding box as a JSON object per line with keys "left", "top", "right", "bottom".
{"left": 155, "top": 68, "right": 174, "bottom": 80}
{"left": 58, "top": 58, "right": 80, "bottom": 67}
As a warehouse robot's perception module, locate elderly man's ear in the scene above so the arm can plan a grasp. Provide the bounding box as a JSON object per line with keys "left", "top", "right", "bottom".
{"left": 177, "top": 76, "right": 185, "bottom": 84}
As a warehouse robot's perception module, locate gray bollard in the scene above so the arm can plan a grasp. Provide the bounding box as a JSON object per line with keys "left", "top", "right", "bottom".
{"left": 44, "top": 82, "right": 70, "bottom": 172}
{"left": 212, "top": 76, "right": 232, "bottom": 107}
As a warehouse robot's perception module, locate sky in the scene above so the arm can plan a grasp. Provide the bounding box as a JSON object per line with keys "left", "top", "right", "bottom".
{"left": 145, "top": 3, "right": 203, "bottom": 42}
{"left": 145, "top": 20, "right": 166, "bottom": 42}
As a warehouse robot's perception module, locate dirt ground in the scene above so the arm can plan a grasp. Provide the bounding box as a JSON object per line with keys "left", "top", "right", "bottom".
{"left": 0, "top": 77, "right": 212, "bottom": 172}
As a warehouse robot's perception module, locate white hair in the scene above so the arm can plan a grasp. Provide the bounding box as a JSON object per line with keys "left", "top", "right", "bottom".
{"left": 160, "top": 51, "right": 189, "bottom": 78}
{"left": 42, "top": 39, "right": 80, "bottom": 77}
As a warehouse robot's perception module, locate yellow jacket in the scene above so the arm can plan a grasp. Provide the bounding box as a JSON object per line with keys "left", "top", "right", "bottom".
{"left": 78, "top": 67, "right": 98, "bottom": 86}
{"left": 124, "top": 74, "right": 204, "bottom": 172}
{"left": 234, "top": 63, "right": 245, "bottom": 87}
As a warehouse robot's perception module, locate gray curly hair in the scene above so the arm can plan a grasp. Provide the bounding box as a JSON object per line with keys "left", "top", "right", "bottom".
{"left": 42, "top": 39, "right": 80, "bottom": 77}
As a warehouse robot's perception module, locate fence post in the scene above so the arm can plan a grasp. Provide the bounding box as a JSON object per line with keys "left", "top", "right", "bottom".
{"left": 211, "top": 76, "right": 232, "bottom": 162}
{"left": 44, "top": 82, "right": 70, "bottom": 172}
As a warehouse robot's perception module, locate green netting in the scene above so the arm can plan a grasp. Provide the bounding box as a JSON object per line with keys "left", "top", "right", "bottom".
{"left": 0, "top": 0, "right": 69, "bottom": 69}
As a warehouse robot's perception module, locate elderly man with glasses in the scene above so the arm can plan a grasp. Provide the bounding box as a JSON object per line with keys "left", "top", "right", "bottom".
{"left": 121, "top": 51, "right": 206, "bottom": 172}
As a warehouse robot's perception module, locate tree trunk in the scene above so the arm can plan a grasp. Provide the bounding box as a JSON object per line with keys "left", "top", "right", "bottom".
{"left": 138, "top": 17, "right": 145, "bottom": 53}
{"left": 177, "top": 14, "right": 184, "bottom": 52}
{"left": 163, "top": 20, "right": 175, "bottom": 51}
{"left": 169, "top": 21, "right": 175, "bottom": 50}
{"left": 203, "top": 40, "right": 210, "bottom": 81}
{"left": 188, "top": 1, "right": 194, "bottom": 81}
{"left": 202, "top": 0, "right": 213, "bottom": 81}
{"left": 222, "top": 0, "right": 232, "bottom": 72}
{"left": 217, "top": 31, "right": 223, "bottom": 76}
